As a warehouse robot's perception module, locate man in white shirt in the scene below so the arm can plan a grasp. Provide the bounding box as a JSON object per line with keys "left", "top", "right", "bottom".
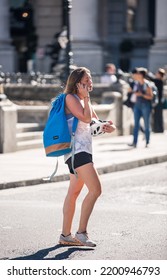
{"left": 101, "top": 63, "right": 117, "bottom": 84}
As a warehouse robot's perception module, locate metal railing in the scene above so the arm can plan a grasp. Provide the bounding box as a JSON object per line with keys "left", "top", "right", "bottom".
{"left": 0, "top": 66, "right": 167, "bottom": 86}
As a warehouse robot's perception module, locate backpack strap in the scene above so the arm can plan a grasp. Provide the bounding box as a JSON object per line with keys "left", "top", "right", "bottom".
{"left": 71, "top": 117, "right": 78, "bottom": 177}
{"left": 67, "top": 93, "right": 79, "bottom": 177}
{"left": 43, "top": 158, "right": 58, "bottom": 181}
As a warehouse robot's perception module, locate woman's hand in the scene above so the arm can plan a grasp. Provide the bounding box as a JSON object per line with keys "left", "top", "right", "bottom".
{"left": 77, "top": 83, "right": 89, "bottom": 98}
{"left": 103, "top": 120, "right": 116, "bottom": 133}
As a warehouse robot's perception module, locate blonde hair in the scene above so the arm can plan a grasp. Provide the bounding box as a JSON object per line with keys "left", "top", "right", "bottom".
{"left": 64, "top": 67, "right": 91, "bottom": 94}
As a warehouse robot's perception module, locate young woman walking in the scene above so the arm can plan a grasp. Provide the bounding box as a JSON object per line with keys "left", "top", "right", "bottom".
{"left": 59, "top": 67, "right": 116, "bottom": 247}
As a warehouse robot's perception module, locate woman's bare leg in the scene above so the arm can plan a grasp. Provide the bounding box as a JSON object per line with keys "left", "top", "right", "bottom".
{"left": 75, "top": 163, "right": 101, "bottom": 233}
{"left": 62, "top": 174, "right": 84, "bottom": 236}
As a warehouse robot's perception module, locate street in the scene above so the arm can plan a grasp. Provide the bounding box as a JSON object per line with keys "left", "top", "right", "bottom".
{"left": 0, "top": 162, "right": 167, "bottom": 260}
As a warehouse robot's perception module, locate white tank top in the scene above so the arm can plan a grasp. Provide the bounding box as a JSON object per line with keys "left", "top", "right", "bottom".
{"left": 64, "top": 97, "right": 92, "bottom": 162}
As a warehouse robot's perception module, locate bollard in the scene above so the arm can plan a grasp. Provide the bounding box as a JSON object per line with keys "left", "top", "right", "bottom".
{"left": 0, "top": 93, "right": 17, "bottom": 153}
{"left": 102, "top": 91, "right": 123, "bottom": 136}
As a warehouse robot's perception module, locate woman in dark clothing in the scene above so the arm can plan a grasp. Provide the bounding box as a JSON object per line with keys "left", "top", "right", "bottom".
{"left": 150, "top": 68, "right": 165, "bottom": 133}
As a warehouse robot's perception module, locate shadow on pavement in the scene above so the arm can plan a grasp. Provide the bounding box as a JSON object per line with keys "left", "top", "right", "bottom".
{"left": 101, "top": 148, "right": 131, "bottom": 152}
{"left": 98, "top": 141, "right": 129, "bottom": 146}
{"left": 97, "top": 141, "right": 132, "bottom": 152}
{"left": 10, "top": 244, "right": 94, "bottom": 260}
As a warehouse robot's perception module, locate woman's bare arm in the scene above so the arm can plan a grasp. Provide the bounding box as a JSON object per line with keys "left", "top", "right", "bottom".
{"left": 65, "top": 94, "right": 92, "bottom": 123}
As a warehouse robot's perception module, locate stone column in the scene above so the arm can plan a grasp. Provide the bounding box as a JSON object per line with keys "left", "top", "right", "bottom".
{"left": 0, "top": 0, "right": 15, "bottom": 72}
{"left": 130, "top": 0, "right": 152, "bottom": 69}
{"left": 71, "top": 0, "right": 103, "bottom": 73}
{"left": 149, "top": 0, "right": 167, "bottom": 72}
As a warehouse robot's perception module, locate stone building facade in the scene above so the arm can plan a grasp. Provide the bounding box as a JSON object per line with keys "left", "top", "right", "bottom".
{"left": 0, "top": 0, "right": 167, "bottom": 74}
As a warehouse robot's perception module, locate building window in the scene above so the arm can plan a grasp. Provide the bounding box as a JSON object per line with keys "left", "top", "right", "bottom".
{"left": 126, "top": 0, "right": 138, "bottom": 32}
{"left": 10, "top": 0, "right": 27, "bottom": 8}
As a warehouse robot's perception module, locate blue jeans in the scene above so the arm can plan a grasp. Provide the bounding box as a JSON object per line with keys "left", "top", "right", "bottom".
{"left": 133, "top": 102, "right": 152, "bottom": 145}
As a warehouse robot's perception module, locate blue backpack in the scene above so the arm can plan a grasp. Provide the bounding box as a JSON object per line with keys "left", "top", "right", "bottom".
{"left": 43, "top": 93, "right": 78, "bottom": 180}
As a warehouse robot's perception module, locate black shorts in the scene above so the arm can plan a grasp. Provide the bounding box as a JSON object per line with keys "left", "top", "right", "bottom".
{"left": 65, "top": 152, "right": 93, "bottom": 174}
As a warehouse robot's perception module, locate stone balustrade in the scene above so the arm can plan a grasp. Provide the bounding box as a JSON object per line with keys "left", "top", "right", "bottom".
{"left": 3, "top": 82, "right": 127, "bottom": 103}
{"left": 0, "top": 83, "right": 167, "bottom": 153}
{"left": 17, "top": 105, "right": 49, "bottom": 124}
{"left": 0, "top": 91, "right": 123, "bottom": 153}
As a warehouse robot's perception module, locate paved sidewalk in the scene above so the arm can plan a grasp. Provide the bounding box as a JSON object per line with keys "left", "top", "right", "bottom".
{"left": 0, "top": 132, "right": 167, "bottom": 190}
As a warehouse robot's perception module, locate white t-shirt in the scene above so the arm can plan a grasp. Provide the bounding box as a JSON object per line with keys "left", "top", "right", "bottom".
{"left": 64, "top": 97, "right": 92, "bottom": 162}
{"left": 101, "top": 74, "right": 117, "bottom": 84}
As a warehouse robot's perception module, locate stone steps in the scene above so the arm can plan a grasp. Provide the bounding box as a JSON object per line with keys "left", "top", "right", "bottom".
{"left": 16, "top": 123, "right": 44, "bottom": 133}
{"left": 16, "top": 123, "right": 44, "bottom": 151}
{"left": 16, "top": 139, "right": 43, "bottom": 151}
{"left": 16, "top": 131, "right": 43, "bottom": 141}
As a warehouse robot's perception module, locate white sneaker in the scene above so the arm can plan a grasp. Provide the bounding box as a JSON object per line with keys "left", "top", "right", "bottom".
{"left": 75, "top": 232, "right": 96, "bottom": 247}
{"left": 59, "top": 234, "right": 83, "bottom": 246}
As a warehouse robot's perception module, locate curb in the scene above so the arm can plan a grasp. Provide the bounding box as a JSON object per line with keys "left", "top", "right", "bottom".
{"left": 1, "top": 154, "right": 167, "bottom": 190}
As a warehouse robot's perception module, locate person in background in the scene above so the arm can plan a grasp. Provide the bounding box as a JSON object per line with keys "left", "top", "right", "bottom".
{"left": 130, "top": 67, "right": 153, "bottom": 148}
{"left": 100, "top": 63, "right": 117, "bottom": 84}
{"left": 148, "top": 68, "right": 165, "bottom": 133}
{"left": 124, "top": 68, "right": 145, "bottom": 136}
{"left": 124, "top": 68, "right": 139, "bottom": 109}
